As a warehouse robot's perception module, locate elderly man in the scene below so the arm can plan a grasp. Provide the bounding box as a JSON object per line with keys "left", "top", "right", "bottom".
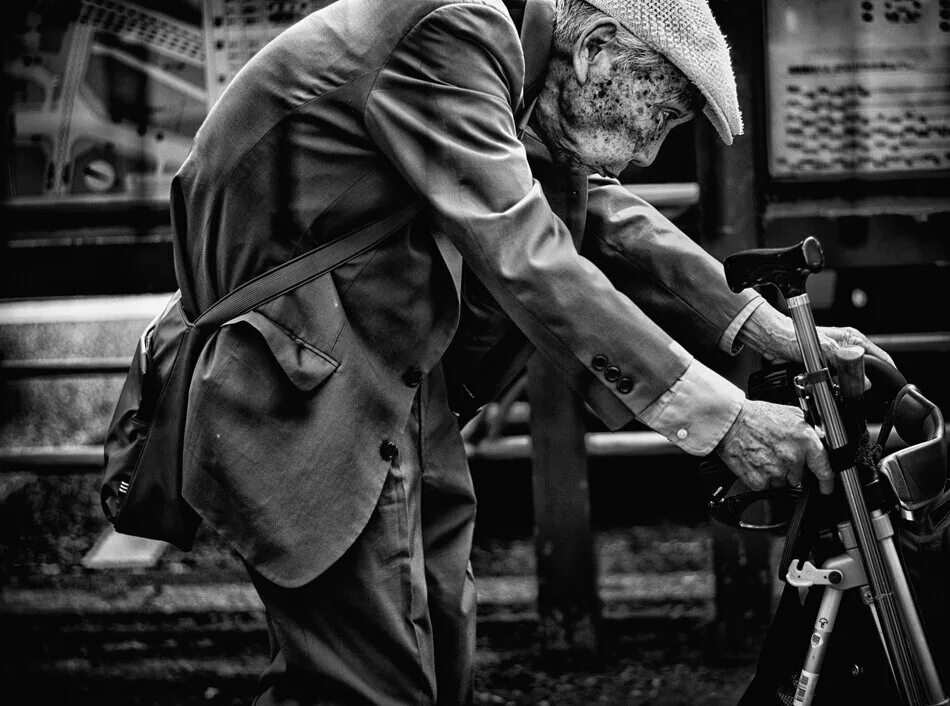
{"left": 174, "top": 0, "right": 891, "bottom": 702}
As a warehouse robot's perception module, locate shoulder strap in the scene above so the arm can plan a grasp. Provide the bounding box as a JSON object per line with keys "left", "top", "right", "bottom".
{"left": 195, "top": 202, "right": 421, "bottom": 328}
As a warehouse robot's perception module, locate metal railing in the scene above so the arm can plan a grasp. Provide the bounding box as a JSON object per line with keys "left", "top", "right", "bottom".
{"left": 1, "top": 331, "right": 948, "bottom": 471}
{"left": 2, "top": 323, "right": 947, "bottom": 661}
{"left": 4, "top": 331, "right": 946, "bottom": 381}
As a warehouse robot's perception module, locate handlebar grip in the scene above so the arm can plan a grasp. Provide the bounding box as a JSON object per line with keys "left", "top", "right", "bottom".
{"left": 835, "top": 346, "right": 866, "bottom": 401}
{"left": 724, "top": 237, "right": 825, "bottom": 298}
{"left": 863, "top": 354, "right": 907, "bottom": 396}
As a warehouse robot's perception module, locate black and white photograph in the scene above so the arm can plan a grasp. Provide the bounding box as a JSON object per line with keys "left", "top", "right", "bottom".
{"left": 1, "top": 1, "right": 948, "bottom": 703}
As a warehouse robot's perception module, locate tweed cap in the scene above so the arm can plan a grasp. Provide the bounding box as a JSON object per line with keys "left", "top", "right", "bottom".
{"left": 584, "top": 0, "right": 743, "bottom": 145}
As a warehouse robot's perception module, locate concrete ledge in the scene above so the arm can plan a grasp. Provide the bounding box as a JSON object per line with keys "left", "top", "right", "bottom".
{"left": 0, "top": 294, "right": 170, "bottom": 325}
{"left": 1, "top": 572, "right": 713, "bottom": 618}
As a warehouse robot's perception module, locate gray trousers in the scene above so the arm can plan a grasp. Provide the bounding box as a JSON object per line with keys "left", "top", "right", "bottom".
{"left": 247, "top": 368, "right": 477, "bottom": 705}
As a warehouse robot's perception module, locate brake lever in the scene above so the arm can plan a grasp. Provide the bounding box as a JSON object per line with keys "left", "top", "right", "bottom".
{"left": 708, "top": 485, "right": 806, "bottom": 533}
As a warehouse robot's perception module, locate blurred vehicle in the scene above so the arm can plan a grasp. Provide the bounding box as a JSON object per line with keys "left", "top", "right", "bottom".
{"left": 5, "top": 0, "right": 206, "bottom": 203}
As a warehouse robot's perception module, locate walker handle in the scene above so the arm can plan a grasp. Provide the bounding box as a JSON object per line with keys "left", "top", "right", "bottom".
{"left": 724, "top": 237, "right": 824, "bottom": 298}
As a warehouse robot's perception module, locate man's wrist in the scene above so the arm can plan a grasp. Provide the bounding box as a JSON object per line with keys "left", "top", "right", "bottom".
{"left": 736, "top": 301, "right": 797, "bottom": 361}
{"left": 714, "top": 400, "right": 747, "bottom": 456}
{"left": 636, "top": 358, "right": 745, "bottom": 456}
{"left": 718, "top": 296, "right": 766, "bottom": 356}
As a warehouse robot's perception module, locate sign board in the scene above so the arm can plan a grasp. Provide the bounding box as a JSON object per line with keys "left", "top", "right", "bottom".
{"left": 765, "top": 0, "right": 950, "bottom": 179}
{"left": 202, "top": 0, "right": 325, "bottom": 109}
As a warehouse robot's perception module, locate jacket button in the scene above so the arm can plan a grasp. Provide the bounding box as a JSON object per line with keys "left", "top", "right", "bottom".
{"left": 617, "top": 377, "right": 633, "bottom": 394}
{"left": 604, "top": 365, "right": 621, "bottom": 382}
{"left": 591, "top": 354, "right": 608, "bottom": 371}
{"left": 403, "top": 367, "right": 423, "bottom": 387}
{"left": 379, "top": 440, "right": 398, "bottom": 461}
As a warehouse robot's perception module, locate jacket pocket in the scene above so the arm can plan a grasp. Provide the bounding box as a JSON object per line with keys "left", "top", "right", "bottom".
{"left": 225, "top": 310, "right": 339, "bottom": 392}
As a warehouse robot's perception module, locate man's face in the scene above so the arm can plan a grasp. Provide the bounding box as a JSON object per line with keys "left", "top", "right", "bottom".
{"left": 534, "top": 23, "right": 699, "bottom": 177}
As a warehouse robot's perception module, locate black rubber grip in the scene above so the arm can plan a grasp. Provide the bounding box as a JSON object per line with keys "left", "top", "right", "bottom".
{"left": 723, "top": 237, "right": 824, "bottom": 298}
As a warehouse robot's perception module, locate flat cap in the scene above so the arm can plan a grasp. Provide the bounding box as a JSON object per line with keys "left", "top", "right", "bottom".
{"left": 584, "top": 0, "right": 743, "bottom": 145}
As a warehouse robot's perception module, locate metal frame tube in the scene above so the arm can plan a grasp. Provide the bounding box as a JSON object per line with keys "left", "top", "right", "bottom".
{"left": 874, "top": 511, "right": 948, "bottom": 704}
{"left": 793, "top": 587, "right": 843, "bottom": 706}
{"left": 786, "top": 293, "right": 943, "bottom": 705}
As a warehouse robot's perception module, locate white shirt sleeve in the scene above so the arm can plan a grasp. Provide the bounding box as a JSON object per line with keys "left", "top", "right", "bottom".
{"left": 717, "top": 294, "right": 766, "bottom": 356}
{"left": 636, "top": 347, "right": 746, "bottom": 455}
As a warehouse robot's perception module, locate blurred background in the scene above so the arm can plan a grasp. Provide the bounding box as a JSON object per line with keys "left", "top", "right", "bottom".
{"left": 1, "top": 1, "right": 948, "bottom": 704}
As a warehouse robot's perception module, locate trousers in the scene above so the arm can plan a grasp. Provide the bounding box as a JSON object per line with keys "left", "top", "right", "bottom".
{"left": 246, "top": 366, "right": 478, "bottom": 705}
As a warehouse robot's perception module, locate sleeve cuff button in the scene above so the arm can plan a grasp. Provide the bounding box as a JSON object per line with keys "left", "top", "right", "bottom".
{"left": 676, "top": 428, "right": 688, "bottom": 440}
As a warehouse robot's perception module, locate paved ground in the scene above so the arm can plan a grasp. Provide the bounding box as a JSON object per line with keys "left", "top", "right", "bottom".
{"left": 0, "top": 581, "right": 756, "bottom": 706}
{"left": 0, "top": 425, "right": 772, "bottom": 706}
{"left": 0, "top": 472, "right": 763, "bottom": 705}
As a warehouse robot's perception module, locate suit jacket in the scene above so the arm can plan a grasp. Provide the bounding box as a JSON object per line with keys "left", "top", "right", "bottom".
{"left": 177, "top": 0, "right": 757, "bottom": 587}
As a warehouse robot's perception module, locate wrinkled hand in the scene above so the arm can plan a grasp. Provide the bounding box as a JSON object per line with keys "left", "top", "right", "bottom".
{"left": 739, "top": 302, "right": 895, "bottom": 373}
{"left": 815, "top": 325, "right": 894, "bottom": 369}
{"left": 716, "top": 399, "right": 835, "bottom": 495}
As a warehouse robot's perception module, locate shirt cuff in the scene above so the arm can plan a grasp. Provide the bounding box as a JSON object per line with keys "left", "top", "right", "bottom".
{"left": 635, "top": 358, "right": 746, "bottom": 455}
{"left": 718, "top": 295, "right": 767, "bottom": 356}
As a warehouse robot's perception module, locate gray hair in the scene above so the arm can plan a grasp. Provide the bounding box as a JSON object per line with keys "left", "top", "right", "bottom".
{"left": 552, "top": 0, "right": 704, "bottom": 109}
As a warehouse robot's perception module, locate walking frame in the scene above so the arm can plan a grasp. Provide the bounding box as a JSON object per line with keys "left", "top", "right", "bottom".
{"left": 716, "top": 237, "right": 948, "bottom": 706}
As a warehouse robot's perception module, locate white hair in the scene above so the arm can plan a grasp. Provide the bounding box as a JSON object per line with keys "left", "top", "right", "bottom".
{"left": 552, "top": 0, "right": 704, "bottom": 108}
{"left": 553, "top": 0, "right": 664, "bottom": 70}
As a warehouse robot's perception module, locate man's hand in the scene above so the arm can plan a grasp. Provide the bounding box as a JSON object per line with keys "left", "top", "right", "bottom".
{"left": 739, "top": 302, "right": 895, "bottom": 371}
{"left": 815, "top": 324, "right": 894, "bottom": 369}
{"left": 716, "top": 399, "right": 835, "bottom": 495}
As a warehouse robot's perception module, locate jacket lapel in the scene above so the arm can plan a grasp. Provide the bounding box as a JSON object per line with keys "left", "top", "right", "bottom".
{"left": 516, "top": 0, "right": 588, "bottom": 248}
{"left": 434, "top": 0, "right": 556, "bottom": 300}
{"left": 448, "top": 0, "right": 594, "bottom": 421}
{"left": 515, "top": 0, "right": 554, "bottom": 136}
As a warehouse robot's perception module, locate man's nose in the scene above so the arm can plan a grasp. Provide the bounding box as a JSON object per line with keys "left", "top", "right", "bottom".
{"left": 636, "top": 132, "right": 670, "bottom": 167}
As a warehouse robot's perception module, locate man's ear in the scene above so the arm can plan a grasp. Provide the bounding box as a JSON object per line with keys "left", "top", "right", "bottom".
{"left": 573, "top": 19, "right": 618, "bottom": 85}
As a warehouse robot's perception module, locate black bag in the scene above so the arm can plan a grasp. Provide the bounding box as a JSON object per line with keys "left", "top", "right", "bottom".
{"left": 100, "top": 205, "right": 419, "bottom": 550}
{"left": 739, "top": 495, "right": 950, "bottom": 705}
{"left": 729, "top": 364, "right": 950, "bottom": 704}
